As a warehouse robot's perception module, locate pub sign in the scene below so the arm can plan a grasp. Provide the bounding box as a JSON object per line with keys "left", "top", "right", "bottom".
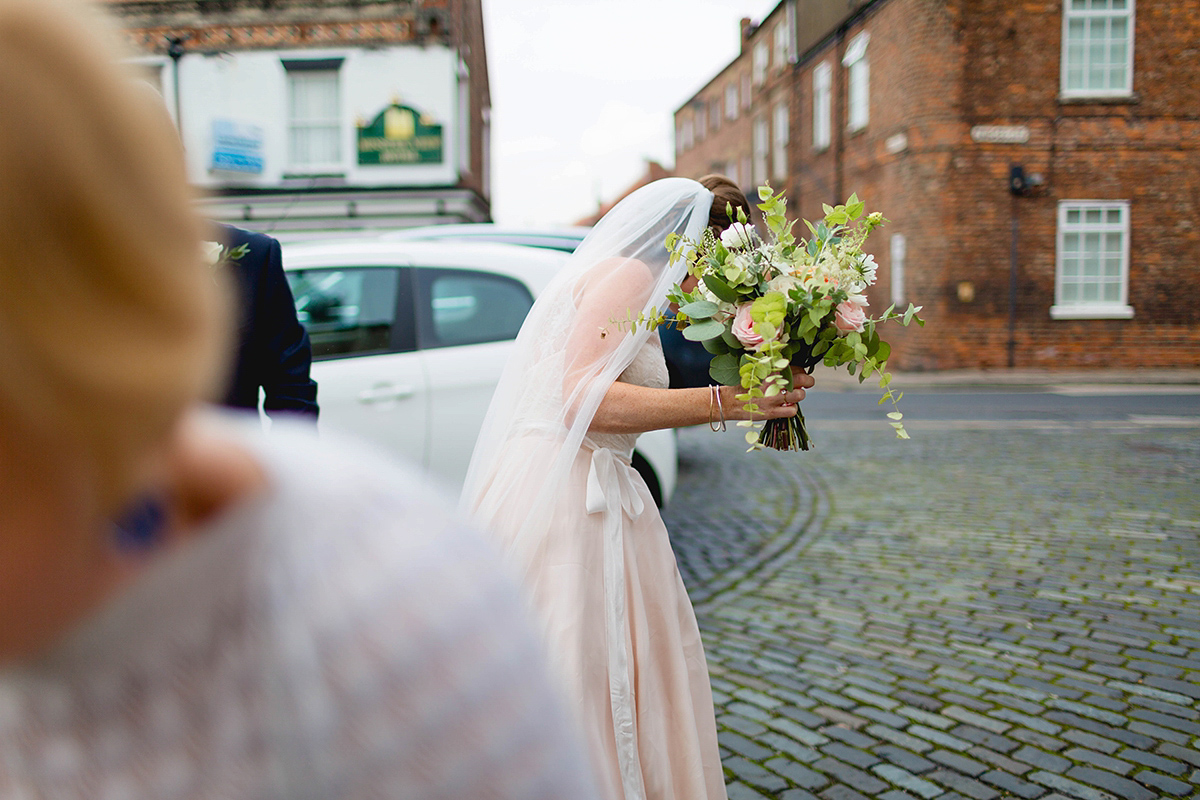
{"left": 357, "top": 103, "right": 444, "bottom": 166}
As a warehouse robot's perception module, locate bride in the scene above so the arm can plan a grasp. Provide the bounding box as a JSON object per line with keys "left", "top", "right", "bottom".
{"left": 462, "top": 175, "right": 815, "bottom": 800}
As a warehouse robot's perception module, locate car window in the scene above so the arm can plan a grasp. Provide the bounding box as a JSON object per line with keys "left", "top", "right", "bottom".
{"left": 287, "top": 267, "right": 403, "bottom": 360}
{"left": 416, "top": 268, "right": 533, "bottom": 348}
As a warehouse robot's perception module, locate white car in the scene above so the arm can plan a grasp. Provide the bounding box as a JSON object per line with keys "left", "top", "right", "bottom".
{"left": 282, "top": 238, "right": 677, "bottom": 506}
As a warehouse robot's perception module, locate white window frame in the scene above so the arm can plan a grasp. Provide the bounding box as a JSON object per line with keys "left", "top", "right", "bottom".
{"left": 813, "top": 61, "right": 832, "bottom": 151}
{"left": 1061, "top": 0, "right": 1135, "bottom": 99}
{"left": 286, "top": 65, "right": 343, "bottom": 173}
{"left": 890, "top": 233, "right": 906, "bottom": 308}
{"left": 772, "top": 102, "right": 789, "bottom": 181}
{"left": 725, "top": 83, "right": 739, "bottom": 121}
{"left": 1051, "top": 200, "right": 1134, "bottom": 319}
{"left": 752, "top": 116, "right": 769, "bottom": 186}
{"left": 843, "top": 32, "right": 870, "bottom": 132}
{"left": 753, "top": 41, "right": 768, "bottom": 86}
{"left": 774, "top": 23, "right": 790, "bottom": 71}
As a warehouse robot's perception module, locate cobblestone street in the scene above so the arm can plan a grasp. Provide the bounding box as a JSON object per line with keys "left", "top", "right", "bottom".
{"left": 663, "top": 417, "right": 1200, "bottom": 800}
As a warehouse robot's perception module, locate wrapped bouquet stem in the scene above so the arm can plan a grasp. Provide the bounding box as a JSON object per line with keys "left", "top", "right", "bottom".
{"left": 665, "top": 185, "right": 925, "bottom": 451}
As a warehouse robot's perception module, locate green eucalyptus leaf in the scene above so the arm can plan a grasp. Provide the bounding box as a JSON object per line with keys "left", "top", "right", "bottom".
{"left": 681, "top": 319, "right": 725, "bottom": 341}
{"left": 709, "top": 353, "right": 741, "bottom": 385}
{"left": 678, "top": 300, "right": 719, "bottom": 319}
{"left": 702, "top": 273, "right": 740, "bottom": 303}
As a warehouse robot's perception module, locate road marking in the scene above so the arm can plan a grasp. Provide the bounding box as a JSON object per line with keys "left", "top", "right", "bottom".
{"left": 1048, "top": 384, "right": 1200, "bottom": 395}
{"left": 810, "top": 417, "right": 1200, "bottom": 431}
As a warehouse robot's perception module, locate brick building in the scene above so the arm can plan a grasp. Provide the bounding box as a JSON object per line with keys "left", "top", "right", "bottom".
{"left": 105, "top": 0, "right": 491, "bottom": 238}
{"left": 676, "top": 0, "right": 1200, "bottom": 370}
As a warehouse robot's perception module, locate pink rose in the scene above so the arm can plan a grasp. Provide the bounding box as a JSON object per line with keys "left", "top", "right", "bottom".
{"left": 834, "top": 300, "right": 867, "bottom": 334}
{"left": 731, "top": 303, "right": 764, "bottom": 348}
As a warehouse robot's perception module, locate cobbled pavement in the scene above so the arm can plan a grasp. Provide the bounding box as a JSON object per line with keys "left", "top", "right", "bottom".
{"left": 662, "top": 419, "right": 1200, "bottom": 800}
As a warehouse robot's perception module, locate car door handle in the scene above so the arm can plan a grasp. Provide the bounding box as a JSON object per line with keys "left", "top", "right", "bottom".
{"left": 357, "top": 383, "right": 416, "bottom": 403}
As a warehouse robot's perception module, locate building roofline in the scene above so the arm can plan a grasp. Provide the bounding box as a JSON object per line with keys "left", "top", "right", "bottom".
{"left": 673, "top": 0, "right": 790, "bottom": 113}
{"left": 791, "top": 0, "right": 891, "bottom": 71}
{"left": 672, "top": 0, "right": 893, "bottom": 116}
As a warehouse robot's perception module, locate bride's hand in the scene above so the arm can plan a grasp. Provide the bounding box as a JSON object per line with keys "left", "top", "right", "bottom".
{"left": 721, "top": 367, "right": 816, "bottom": 421}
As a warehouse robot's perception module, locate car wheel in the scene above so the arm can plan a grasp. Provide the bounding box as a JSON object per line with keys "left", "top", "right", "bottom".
{"left": 631, "top": 451, "right": 663, "bottom": 508}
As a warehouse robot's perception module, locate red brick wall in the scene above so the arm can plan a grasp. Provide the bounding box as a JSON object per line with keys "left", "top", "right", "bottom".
{"left": 795, "top": 0, "right": 1200, "bottom": 370}
{"left": 792, "top": 0, "right": 969, "bottom": 370}
{"left": 940, "top": 0, "right": 1200, "bottom": 369}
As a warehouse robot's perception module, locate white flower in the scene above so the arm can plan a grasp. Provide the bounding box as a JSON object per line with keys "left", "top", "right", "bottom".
{"left": 720, "top": 222, "right": 753, "bottom": 250}
{"left": 767, "top": 274, "right": 800, "bottom": 295}
{"left": 201, "top": 241, "right": 224, "bottom": 266}
{"left": 859, "top": 253, "right": 878, "bottom": 283}
{"left": 845, "top": 292, "right": 869, "bottom": 308}
{"left": 695, "top": 281, "right": 724, "bottom": 309}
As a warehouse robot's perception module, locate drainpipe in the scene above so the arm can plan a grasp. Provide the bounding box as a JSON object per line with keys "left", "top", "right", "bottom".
{"left": 166, "top": 35, "right": 185, "bottom": 130}
{"left": 833, "top": 24, "right": 847, "bottom": 202}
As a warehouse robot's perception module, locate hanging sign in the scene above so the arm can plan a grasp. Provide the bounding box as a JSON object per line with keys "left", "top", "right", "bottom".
{"left": 357, "top": 103, "right": 444, "bottom": 166}
{"left": 210, "top": 119, "right": 265, "bottom": 174}
{"left": 970, "top": 125, "right": 1030, "bottom": 144}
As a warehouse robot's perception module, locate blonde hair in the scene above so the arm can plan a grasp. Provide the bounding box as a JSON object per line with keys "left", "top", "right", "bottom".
{"left": 0, "top": 0, "right": 229, "bottom": 511}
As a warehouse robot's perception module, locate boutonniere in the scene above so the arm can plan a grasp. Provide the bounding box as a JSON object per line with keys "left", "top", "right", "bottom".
{"left": 202, "top": 240, "right": 249, "bottom": 268}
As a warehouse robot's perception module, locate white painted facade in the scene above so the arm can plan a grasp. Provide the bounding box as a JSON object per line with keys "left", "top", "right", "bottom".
{"left": 135, "top": 45, "right": 465, "bottom": 190}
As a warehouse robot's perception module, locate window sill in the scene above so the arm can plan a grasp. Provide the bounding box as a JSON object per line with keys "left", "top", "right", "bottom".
{"left": 1058, "top": 92, "right": 1140, "bottom": 106}
{"left": 1050, "top": 304, "right": 1134, "bottom": 320}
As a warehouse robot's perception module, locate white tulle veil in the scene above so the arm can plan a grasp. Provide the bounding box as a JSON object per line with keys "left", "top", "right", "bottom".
{"left": 461, "top": 177, "right": 712, "bottom": 542}
{"left": 461, "top": 177, "right": 714, "bottom": 800}
{"left": 460, "top": 178, "right": 712, "bottom": 798}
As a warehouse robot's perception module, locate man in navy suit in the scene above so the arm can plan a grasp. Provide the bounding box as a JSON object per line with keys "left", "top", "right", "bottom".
{"left": 215, "top": 223, "right": 319, "bottom": 420}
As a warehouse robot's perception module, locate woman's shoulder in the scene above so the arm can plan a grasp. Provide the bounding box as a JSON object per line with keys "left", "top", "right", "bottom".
{"left": 12, "top": 416, "right": 604, "bottom": 799}
{"left": 251, "top": 416, "right": 453, "bottom": 524}
{"left": 236, "top": 416, "right": 500, "bottom": 598}
{"left": 45, "top": 416, "right": 481, "bottom": 667}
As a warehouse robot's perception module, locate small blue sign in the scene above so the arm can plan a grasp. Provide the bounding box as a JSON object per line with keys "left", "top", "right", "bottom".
{"left": 211, "top": 119, "right": 264, "bottom": 175}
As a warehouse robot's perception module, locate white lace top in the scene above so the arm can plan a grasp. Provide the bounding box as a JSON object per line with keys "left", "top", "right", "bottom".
{"left": 584, "top": 332, "right": 669, "bottom": 458}
{"left": 0, "top": 420, "right": 601, "bottom": 800}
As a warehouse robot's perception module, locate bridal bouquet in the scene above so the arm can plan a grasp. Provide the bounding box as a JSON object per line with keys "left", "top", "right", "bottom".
{"left": 664, "top": 185, "right": 923, "bottom": 451}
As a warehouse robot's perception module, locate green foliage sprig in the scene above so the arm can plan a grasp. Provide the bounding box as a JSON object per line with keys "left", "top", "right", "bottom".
{"left": 666, "top": 184, "right": 924, "bottom": 450}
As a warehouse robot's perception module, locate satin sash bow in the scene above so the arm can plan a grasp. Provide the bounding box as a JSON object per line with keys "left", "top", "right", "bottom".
{"left": 585, "top": 447, "right": 647, "bottom": 800}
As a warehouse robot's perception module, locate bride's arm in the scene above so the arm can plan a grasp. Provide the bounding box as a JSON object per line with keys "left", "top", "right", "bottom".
{"left": 588, "top": 370, "right": 815, "bottom": 435}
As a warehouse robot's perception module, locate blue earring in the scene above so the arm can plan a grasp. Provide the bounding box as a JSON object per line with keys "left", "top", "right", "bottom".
{"left": 111, "top": 493, "right": 167, "bottom": 552}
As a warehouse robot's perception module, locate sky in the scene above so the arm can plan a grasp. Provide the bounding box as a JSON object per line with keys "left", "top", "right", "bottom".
{"left": 482, "top": 0, "right": 779, "bottom": 228}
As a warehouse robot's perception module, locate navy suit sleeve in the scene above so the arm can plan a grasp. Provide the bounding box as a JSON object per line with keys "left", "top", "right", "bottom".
{"left": 255, "top": 235, "right": 320, "bottom": 420}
